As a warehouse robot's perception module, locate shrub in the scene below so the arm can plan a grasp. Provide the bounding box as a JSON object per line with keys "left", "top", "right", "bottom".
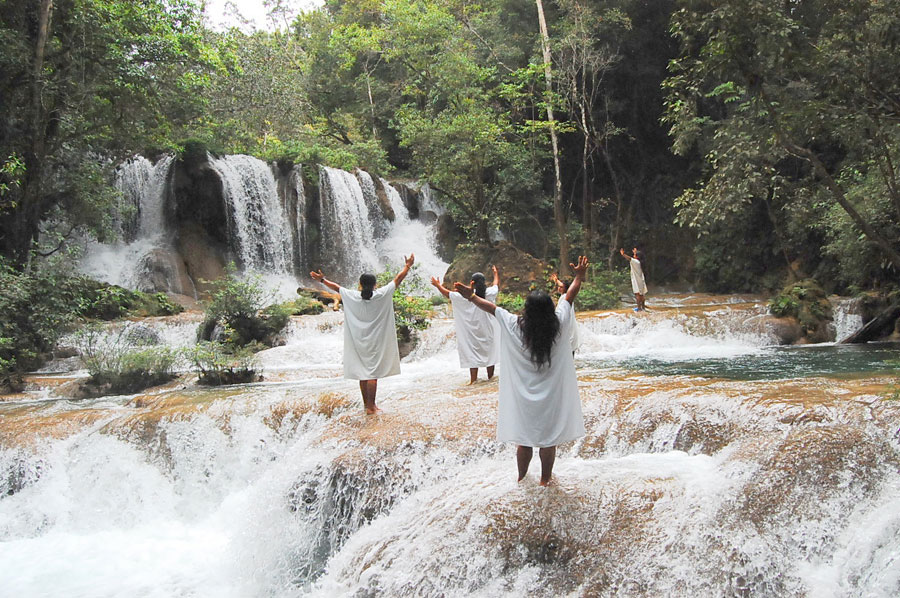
{"left": 74, "top": 323, "right": 180, "bottom": 394}
{"left": 768, "top": 279, "right": 833, "bottom": 341}
{"left": 198, "top": 265, "right": 288, "bottom": 349}
{"left": 376, "top": 265, "right": 432, "bottom": 342}
{"left": 67, "top": 277, "right": 183, "bottom": 319}
{"left": 276, "top": 293, "right": 325, "bottom": 316}
{"left": 576, "top": 268, "right": 629, "bottom": 311}
{"left": 0, "top": 258, "right": 79, "bottom": 384}
{"left": 496, "top": 292, "right": 525, "bottom": 313}
{"left": 187, "top": 341, "right": 261, "bottom": 386}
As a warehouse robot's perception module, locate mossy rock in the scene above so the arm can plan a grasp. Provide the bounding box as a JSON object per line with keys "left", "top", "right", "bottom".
{"left": 768, "top": 279, "right": 834, "bottom": 343}
{"left": 443, "top": 241, "right": 550, "bottom": 296}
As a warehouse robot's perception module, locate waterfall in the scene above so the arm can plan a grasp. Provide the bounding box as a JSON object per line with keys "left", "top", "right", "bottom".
{"left": 833, "top": 296, "right": 865, "bottom": 341}
{"left": 2, "top": 297, "right": 900, "bottom": 596}
{"left": 80, "top": 154, "right": 184, "bottom": 294}
{"left": 210, "top": 154, "right": 293, "bottom": 274}
{"left": 317, "top": 166, "right": 381, "bottom": 280}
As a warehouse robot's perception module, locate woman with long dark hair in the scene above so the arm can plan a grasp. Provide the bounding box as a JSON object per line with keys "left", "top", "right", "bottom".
{"left": 430, "top": 265, "right": 500, "bottom": 384}
{"left": 455, "top": 256, "right": 589, "bottom": 485}
{"left": 310, "top": 253, "right": 415, "bottom": 414}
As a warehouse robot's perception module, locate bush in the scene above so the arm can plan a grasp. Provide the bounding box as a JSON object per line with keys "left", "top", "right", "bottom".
{"left": 277, "top": 293, "right": 325, "bottom": 316}
{"left": 67, "top": 277, "right": 183, "bottom": 319}
{"left": 198, "top": 265, "right": 288, "bottom": 349}
{"left": 768, "top": 279, "right": 834, "bottom": 341}
{"left": 187, "top": 341, "right": 260, "bottom": 386}
{"left": 575, "top": 268, "right": 629, "bottom": 311}
{"left": 0, "top": 258, "right": 79, "bottom": 384}
{"left": 74, "top": 323, "right": 180, "bottom": 394}
{"left": 376, "top": 265, "right": 432, "bottom": 342}
{"left": 496, "top": 292, "right": 525, "bottom": 313}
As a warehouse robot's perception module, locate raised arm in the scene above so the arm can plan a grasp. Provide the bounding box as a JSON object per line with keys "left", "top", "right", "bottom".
{"left": 564, "top": 256, "right": 589, "bottom": 304}
{"left": 430, "top": 276, "right": 451, "bottom": 298}
{"left": 491, "top": 264, "right": 500, "bottom": 288}
{"left": 310, "top": 269, "right": 341, "bottom": 293}
{"left": 454, "top": 281, "right": 496, "bottom": 315}
{"left": 393, "top": 254, "right": 415, "bottom": 287}
{"left": 619, "top": 248, "right": 632, "bottom": 262}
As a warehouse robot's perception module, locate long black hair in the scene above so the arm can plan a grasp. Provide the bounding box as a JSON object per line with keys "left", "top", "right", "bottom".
{"left": 471, "top": 272, "right": 487, "bottom": 299}
{"left": 518, "top": 290, "right": 560, "bottom": 368}
{"left": 359, "top": 273, "right": 376, "bottom": 300}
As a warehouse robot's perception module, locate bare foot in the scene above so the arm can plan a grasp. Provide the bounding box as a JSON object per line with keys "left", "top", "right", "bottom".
{"left": 539, "top": 476, "right": 553, "bottom": 487}
{"left": 365, "top": 405, "right": 382, "bottom": 415}
{"left": 466, "top": 380, "right": 477, "bottom": 386}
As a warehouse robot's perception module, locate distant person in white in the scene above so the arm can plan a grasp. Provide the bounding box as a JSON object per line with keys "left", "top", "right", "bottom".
{"left": 430, "top": 265, "right": 500, "bottom": 384}
{"left": 620, "top": 246, "right": 647, "bottom": 311}
{"left": 455, "top": 256, "right": 589, "bottom": 486}
{"left": 310, "top": 254, "right": 415, "bottom": 414}
{"left": 550, "top": 272, "right": 581, "bottom": 355}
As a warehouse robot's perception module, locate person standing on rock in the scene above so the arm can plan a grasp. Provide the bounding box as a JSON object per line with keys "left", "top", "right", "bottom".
{"left": 620, "top": 246, "right": 648, "bottom": 311}
{"left": 550, "top": 272, "right": 581, "bottom": 356}
{"left": 454, "top": 256, "right": 589, "bottom": 486}
{"left": 431, "top": 265, "right": 500, "bottom": 385}
{"left": 310, "top": 253, "right": 415, "bottom": 415}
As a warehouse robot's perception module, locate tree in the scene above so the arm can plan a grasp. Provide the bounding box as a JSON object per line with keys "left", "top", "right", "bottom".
{"left": 664, "top": 0, "right": 900, "bottom": 283}
{"left": 0, "top": 0, "right": 216, "bottom": 267}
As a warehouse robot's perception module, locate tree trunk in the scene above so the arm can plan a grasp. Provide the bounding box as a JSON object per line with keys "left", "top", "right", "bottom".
{"left": 535, "top": 0, "right": 570, "bottom": 275}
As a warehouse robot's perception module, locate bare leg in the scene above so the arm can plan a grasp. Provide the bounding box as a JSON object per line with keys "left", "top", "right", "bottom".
{"left": 638, "top": 294, "right": 646, "bottom": 310}
{"left": 360, "top": 379, "right": 380, "bottom": 414}
{"left": 487, "top": 365, "right": 495, "bottom": 380}
{"left": 516, "top": 445, "right": 533, "bottom": 481}
{"left": 538, "top": 446, "right": 556, "bottom": 486}
{"left": 468, "top": 368, "right": 478, "bottom": 385}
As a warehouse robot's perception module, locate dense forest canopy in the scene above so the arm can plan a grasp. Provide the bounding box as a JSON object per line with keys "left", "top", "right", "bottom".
{"left": 1, "top": 0, "right": 898, "bottom": 293}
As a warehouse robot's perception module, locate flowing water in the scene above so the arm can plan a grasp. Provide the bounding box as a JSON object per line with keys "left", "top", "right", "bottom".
{"left": 1, "top": 296, "right": 898, "bottom": 597}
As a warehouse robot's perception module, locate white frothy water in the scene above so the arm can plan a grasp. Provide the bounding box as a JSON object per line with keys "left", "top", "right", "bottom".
{"left": 210, "top": 154, "right": 294, "bottom": 274}
{"left": 3, "top": 299, "right": 898, "bottom": 597}
{"left": 80, "top": 155, "right": 184, "bottom": 293}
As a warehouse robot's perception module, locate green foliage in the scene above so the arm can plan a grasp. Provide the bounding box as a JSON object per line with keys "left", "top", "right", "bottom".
{"left": 74, "top": 323, "right": 180, "bottom": 394}
{"left": 576, "top": 268, "right": 628, "bottom": 311}
{"left": 376, "top": 265, "right": 432, "bottom": 342}
{"left": 186, "top": 341, "right": 260, "bottom": 386}
{"left": 0, "top": 258, "right": 81, "bottom": 382}
{"left": 66, "top": 278, "right": 183, "bottom": 320}
{"left": 198, "top": 265, "right": 288, "bottom": 348}
{"left": 496, "top": 293, "right": 526, "bottom": 313}
{"left": 768, "top": 279, "right": 833, "bottom": 340}
{"left": 278, "top": 293, "right": 326, "bottom": 316}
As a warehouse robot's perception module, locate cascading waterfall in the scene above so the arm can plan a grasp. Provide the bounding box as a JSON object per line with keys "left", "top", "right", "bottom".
{"left": 1, "top": 297, "right": 899, "bottom": 596}
{"left": 317, "top": 166, "right": 381, "bottom": 280}
{"left": 209, "top": 154, "right": 294, "bottom": 274}
{"left": 80, "top": 154, "right": 184, "bottom": 294}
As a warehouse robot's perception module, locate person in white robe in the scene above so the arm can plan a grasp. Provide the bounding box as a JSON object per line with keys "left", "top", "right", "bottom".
{"left": 620, "top": 246, "right": 647, "bottom": 311}
{"left": 430, "top": 265, "right": 500, "bottom": 384}
{"left": 310, "top": 253, "right": 414, "bottom": 414}
{"left": 454, "top": 256, "right": 589, "bottom": 486}
{"left": 550, "top": 272, "right": 581, "bottom": 354}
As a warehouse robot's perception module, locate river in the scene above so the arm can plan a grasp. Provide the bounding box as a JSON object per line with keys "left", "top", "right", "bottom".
{"left": 1, "top": 295, "right": 898, "bottom": 597}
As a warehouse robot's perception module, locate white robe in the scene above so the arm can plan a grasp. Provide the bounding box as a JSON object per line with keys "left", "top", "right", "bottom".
{"left": 494, "top": 299, "right": 585, "bottom": 447}
{"left": 629, "top": 258, "right": 648, "bottom": 294}
{"left": 448, "top": 285, "right": 500, "bottom": 368}
{"left": 339, "top": 281, "right": 401, "bottom": 380}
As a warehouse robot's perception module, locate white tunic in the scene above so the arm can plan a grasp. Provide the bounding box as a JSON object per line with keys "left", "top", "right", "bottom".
{"left": 494, "top": 299, "right": 585, "bottom": 447}
{"left": 629, "top": 258, "right": 648, "bottom": 294}
{"left": 339, "top": 281, "right": 401, "bottom": 380}
{"left": 448, "top": 285, "right": 500, "bottom": 368}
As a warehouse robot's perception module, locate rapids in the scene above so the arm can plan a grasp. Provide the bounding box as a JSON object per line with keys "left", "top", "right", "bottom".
{"left": 1, "top": 295, "right": 898, "bottom": 597}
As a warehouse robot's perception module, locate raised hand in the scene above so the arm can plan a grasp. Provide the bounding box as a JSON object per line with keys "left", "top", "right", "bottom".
{"left": 570, "top": 256, "right": 589, "bottom": 279}
{"left": 310, "top": 269, "right": 325, "bottom": 282}
{"left": 453, "top": 281, "right": 474, "bottom": 299}
{"left": 430, "top": 276, "right": 441, "bottom": 288}
{"left": 405, "top": 254, "right": 415, "bottom": 268}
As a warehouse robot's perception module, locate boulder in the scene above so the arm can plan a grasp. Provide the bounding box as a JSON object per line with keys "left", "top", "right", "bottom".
{"left": 443, "top": 241, "right": 550, "bottom": 295}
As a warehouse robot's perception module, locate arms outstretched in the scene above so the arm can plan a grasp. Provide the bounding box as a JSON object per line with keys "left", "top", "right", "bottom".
{"left": 393, "top": 254, "right": 415, "bottom": 287}
{"left": 454, "top": 281, "right": 496, "bottom": 315}
{"left": 491, "top": 264, "right": 500, "bottom": 288}
{"left": 310, "top": 269, "right": 341, "bottom": 293}
{"left": 430, "top": 276, "right": 451, "bottom": 298}
{"left": 564, "top": 256, "right": 589, "bottom": 304}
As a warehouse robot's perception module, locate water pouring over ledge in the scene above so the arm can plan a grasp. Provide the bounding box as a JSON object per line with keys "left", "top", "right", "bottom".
{"left": 1, "top": 295, "right": 899, "bottom": 597}
{"left": 78, "top": 154, "right": 450, "bottom": 300}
